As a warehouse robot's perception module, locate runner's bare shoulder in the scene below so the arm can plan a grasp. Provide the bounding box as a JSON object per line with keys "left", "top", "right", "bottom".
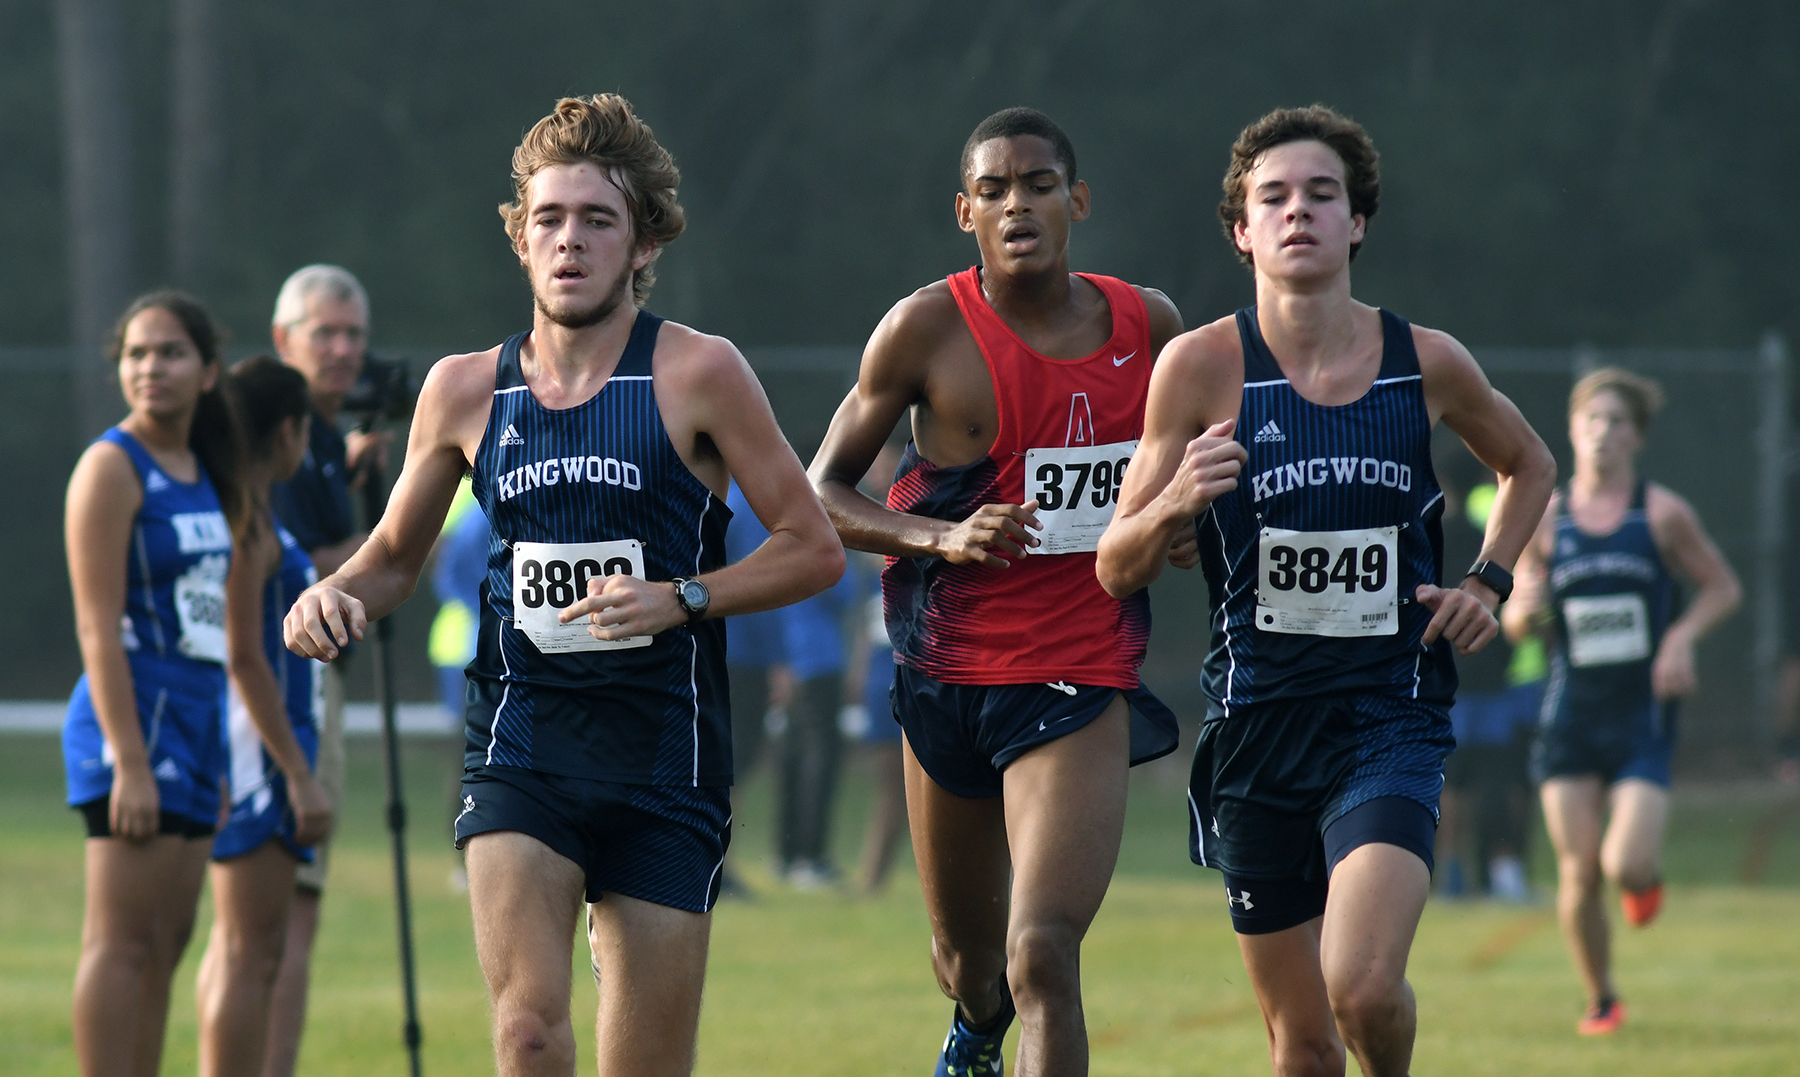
{"left": 1133, "top": 285, "right": 1183, "bottom": 352}
{"left": 1408, "top": 323, "right": 1483, "bottom": 384}
{"left": 1152, "top": 315, "right": 1244, "bottom": 414}
{"left": 415, "top": 345, "right": 505, "bottom": 450}
{"left": 864, "top": 281, "right": 973, "bottom": 381}
{"left": 646, "top": 319, "right": 758, "bottom": 398}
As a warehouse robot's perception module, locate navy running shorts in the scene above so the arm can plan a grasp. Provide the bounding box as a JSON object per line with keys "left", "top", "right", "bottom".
{"left": 454, "top": 764, "right": 732, "bottom": 913}
{"left": 892, "top": 664, "right": 1179, "bottom": 799}
{"left": 1189, "top": 692, "right": 1451, "bottom": 924}
{"left": 1217, "top": 796, "right": 1438, "bottom": 934}
{"left": 1533, "top": 699, "right": 1677, "bottom": 788}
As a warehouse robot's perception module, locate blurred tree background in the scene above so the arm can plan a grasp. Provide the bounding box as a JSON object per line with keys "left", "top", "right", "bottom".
{"left": 5, "top": 1, "right": 1796, "bottom": 352}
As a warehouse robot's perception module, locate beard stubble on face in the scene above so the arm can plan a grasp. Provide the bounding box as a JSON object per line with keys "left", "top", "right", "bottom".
{"left": 535, "top": 258, "right": 635, "bottom": 330}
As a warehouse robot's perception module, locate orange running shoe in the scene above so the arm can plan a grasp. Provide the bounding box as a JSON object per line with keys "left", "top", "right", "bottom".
{"left": 1577, "top": 998, "right": 1627, "bottom": 1036}
{"left": 1621, "top": 883, "right": 1664, "bottom": 928}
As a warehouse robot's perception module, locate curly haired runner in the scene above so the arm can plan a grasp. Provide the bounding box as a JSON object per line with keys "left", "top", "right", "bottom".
{"left": 284, "top": 95, "right": 843, "bottom": 1077}
{"left": 1504, "top": 368, "right": 1741, "bottom": 1036}
{"left": 1099, "top": 106, "right": 1556, "bottom": 1077}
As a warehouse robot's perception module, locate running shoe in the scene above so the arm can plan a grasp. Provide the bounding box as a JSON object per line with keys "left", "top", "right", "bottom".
{"left": 934, "top": 982, "right": 1015, "bottom": 1077}
{"left": 1621, "top": 883, "right": 1663, "bottom": 927}
{"left": 1577, "top": 997, "right": 1627, "bottom": 1036}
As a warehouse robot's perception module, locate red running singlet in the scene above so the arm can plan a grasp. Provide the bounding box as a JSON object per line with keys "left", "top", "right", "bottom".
{"left": 881, "top": 267, "right": 1153, "bottom": 689}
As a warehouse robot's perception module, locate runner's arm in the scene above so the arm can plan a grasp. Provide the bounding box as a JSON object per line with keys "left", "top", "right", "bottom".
{"left": 304, "top": 531, "right": 369, "bottom": 578}
{"left": 809, "top": 292, "right": 1041, "bottom": 567}
{"left": 225, "top": 521, "right": 332, "bottom": 844}
{"left": 1138, "top": 287, "right": 1202, "bottom": 568}
{"left": 285, "top": 353, "right": 487, "bottom": 659}
{"left": 1098, "top": 322, "right": 1245, "bottom": 598}
{"left": 1646, "top": 485, "right": 1742, "bottom": 698}
{"left": 1500, "top": 506, "right": 1556, "bottom": 644}
{"left": 64, "top": 442, "right": 157, "bottom": 839}
{"left": 678, "top": 336, "right": 844, "bottom": 618}
{"left": 1417, "top": 331, "right": 1554, "bottom": 651}
{"left": 1420, "top": 330, "right": 1557, "bottom": 589}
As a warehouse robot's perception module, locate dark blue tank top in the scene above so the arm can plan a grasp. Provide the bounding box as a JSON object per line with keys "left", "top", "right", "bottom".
{"left": 102, "top": 427, "right": 234, "bottom": 671}
{"left": 270, "top": 522, "right": 322, "bottom": 737}
{"left": 467, "top": 312, "right": 734, "bottom": 786}
{"left": 1198, "top": 308, "right": 1453, "bottom": 711}
{"left": 1540, "top": 481, "right": 1674, "bottom": 728}
{"left": 64, "top": 427, "right": 232, "bottom": 815}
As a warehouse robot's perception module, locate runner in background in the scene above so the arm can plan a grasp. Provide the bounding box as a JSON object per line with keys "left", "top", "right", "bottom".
{"left": 1505, "top": 367, "right": 1742, "bottom": 1035}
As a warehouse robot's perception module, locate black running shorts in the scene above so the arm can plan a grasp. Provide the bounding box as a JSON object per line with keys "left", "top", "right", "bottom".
{"left": 455, "top": 764, "right": 732, "bottom": 912}
{"left": 892, "top": 665, "right": 1179, "bottom": 799}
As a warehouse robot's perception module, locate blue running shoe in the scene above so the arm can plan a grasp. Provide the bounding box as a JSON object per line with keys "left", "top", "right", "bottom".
{"left": 934, "top": 982, "right": 1015, "bottom": 1077}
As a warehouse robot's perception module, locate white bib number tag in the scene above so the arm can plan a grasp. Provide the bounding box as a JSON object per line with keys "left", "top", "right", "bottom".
{"left": 512, "top": 540, "right": 651, "bottom": 653}
{"left": 1256, "top": 526, "right": 1397, "bottom": 637}
{"left": 1563, "top": 593, "right": 1651, "bottom": 667}
{"left": 174, "top": 553, "right": 229, "bottom": 662}
{"left": 1024, "top": 440, "right": 1136, "bottom": 555}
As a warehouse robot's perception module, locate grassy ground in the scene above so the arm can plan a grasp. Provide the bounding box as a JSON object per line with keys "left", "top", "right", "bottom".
{"left": 3, "top": 731, "right": 1797, "bottom": 1075}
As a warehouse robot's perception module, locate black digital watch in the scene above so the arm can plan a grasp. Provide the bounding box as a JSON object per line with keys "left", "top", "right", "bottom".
{"left": 1463, "top": 560, "right": 1514, "bottom": 603}
{"left": 671, "top": 577, "right": 711, "bottom": 625}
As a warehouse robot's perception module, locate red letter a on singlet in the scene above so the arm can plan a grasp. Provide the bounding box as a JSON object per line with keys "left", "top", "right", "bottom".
{"left": 1065, "top": 392, "right": 1094, "bottom": 447}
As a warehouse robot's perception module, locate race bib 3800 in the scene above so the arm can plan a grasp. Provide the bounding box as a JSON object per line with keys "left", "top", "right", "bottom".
{"left": 1255, "top": 526, "right": 1398, "bottom": 637}
{"left": 1024, "top": 440, "right": 1136, "bottom": 555}
{"left": 512, "top": 540, "right": 651, "bottom": 653}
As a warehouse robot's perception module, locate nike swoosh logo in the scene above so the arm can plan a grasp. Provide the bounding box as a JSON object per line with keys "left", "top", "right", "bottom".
{"left": 1038, "top": 715, "right": 1078, "bottom": 732}
{"left": 1112, "top": 351, "right": 1136, "bottom": 367}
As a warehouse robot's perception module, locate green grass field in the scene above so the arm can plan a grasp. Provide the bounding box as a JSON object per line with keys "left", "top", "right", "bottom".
{"left": 3, "top": 731, "right": 1797, "bottom": 1075}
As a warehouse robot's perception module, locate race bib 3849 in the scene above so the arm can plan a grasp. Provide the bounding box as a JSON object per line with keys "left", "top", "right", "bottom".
{"left": 1255, "top": 526, "right": 1398, "bottom": 637}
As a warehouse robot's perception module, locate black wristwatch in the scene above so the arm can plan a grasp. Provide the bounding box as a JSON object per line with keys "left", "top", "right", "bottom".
{"left": 1464, "top": 560, "right": 1514, "bottom": 603}
{"left": 671, "top": 577, "right": 710, "bottom": 626}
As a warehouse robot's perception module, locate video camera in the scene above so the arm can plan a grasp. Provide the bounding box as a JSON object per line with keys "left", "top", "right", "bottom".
{"left": 342, "top": 353, "right": 415, "bottom": 433}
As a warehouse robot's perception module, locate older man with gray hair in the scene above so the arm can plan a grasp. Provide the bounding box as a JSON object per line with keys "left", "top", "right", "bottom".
{"left": 263, "top": 263, "right": 383, "bottom": 1077}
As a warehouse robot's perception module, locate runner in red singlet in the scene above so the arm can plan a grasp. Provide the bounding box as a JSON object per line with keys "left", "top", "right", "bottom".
{"left": 810, "top": 108, "right": 1188, "bottom": 1077}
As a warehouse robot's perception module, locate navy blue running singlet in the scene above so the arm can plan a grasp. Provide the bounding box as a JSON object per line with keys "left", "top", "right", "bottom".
{"left": 1539, "top": 480, "right": 1675, "bottom": 731}
{"left": 1198, "top": 308, "right": 1454, "bottom": 711}
{"left": 467, "top": 311, "right": 733, "bottom": 787}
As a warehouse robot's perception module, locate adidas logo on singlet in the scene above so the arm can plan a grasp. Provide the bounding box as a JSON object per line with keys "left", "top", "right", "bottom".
{"left": 497, "top": 424, "right": 525, "bottom": 447}
{"left": 144, "top": 471, "right": 171, "bottom": 492}
{"left": 1253, "top": 420, "right": 1286, "bottom": 443}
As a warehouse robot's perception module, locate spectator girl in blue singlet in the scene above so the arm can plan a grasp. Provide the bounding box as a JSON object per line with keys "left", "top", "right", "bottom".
{"left": 62, "top": 292, "right": 244, "bottom": 1077}
{"left": 196, "top": 356, "right": 337, "bottom": 1074}
{"left": 1505, "top": 368, "right": 1741, "bottom": 1036}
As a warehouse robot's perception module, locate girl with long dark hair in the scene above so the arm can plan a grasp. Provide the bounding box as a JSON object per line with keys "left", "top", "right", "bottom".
{"left": 63, "top": 291, "right": 243, "bottom": 1076}
{"left": 196, "top": 355, "right": 335, "bottom": 1076}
